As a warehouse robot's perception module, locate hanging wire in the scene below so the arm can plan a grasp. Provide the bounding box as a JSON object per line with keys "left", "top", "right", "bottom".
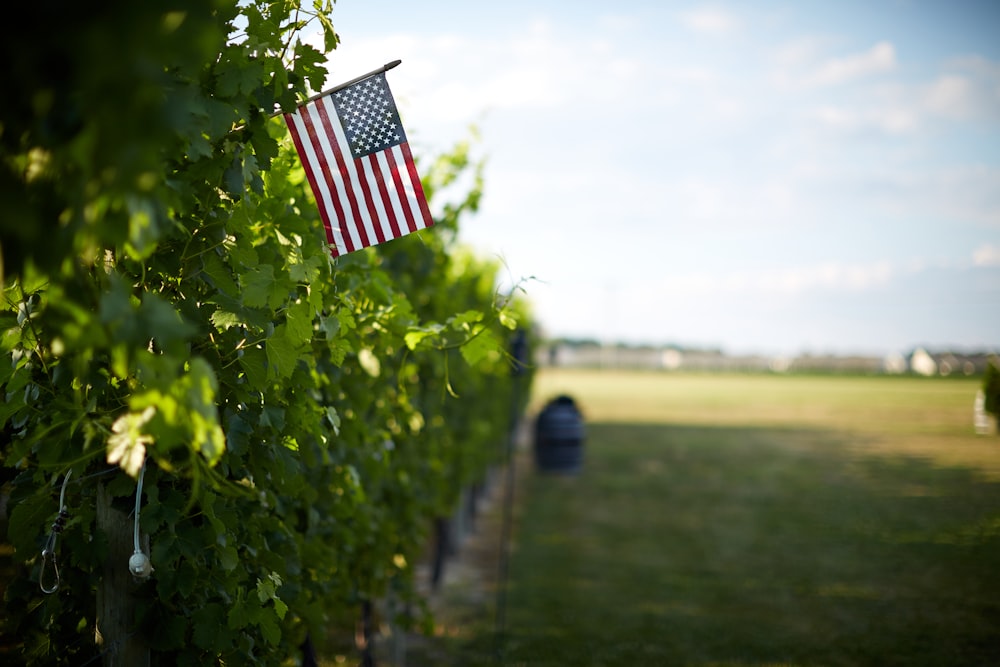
{"left": 40, "top": 470, "right": 72, "bottom": 594}
{"left": 133, "top": 460, "right": 145, "bottom": 553}
{"left": 129, "top": 460, "right": 153, "bottom": 579}
{"left": 494, "top": 330, "right": 528, "bottom": 660}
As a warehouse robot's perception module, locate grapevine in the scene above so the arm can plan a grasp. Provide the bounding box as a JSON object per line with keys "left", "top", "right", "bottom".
{"left": 0, "top": 2, "right": 534, "bottom": 664}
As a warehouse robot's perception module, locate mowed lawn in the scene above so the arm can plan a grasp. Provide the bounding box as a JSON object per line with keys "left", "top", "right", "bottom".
{"left": 450, "top": 370, "right": 1000, "bottom": 666}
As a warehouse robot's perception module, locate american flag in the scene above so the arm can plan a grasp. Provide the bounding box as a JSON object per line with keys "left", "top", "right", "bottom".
{"left": 284, "top": 72, "right": 433, "bottom": 257}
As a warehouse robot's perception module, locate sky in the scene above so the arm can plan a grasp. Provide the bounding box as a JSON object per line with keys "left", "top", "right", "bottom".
{"left": 308, "top": 0, "right": 1000, "bottom": 357}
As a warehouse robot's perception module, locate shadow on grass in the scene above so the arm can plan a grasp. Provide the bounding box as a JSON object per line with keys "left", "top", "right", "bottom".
{"left": 429, "top": 422, "right": 1000, "bottom": 667}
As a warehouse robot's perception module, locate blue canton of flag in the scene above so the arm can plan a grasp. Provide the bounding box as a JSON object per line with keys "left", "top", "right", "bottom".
{"left": 332, "top": 75, "right": 406, "bottom": 160}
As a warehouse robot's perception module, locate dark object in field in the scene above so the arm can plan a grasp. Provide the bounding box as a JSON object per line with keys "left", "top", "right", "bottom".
{"left": 534, "top": 395, "right": 585, "bottom": 473}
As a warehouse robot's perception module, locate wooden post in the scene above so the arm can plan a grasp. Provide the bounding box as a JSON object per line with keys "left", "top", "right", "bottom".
{"left": 430, "top": 516, "right": 449, "bottom": 590}
{"left": 357, "top": 599, "right": 375, "bottom": 667}
{"left": 386, "top": 586, "right": 406, "bottom": 667}
{"left": 95, "top": 483, "right": 150, "bottom": 667}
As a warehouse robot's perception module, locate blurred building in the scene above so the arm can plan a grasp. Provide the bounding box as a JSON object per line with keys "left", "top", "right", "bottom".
{"left": 538, "top": 340, "right": 996, "bottom": 376}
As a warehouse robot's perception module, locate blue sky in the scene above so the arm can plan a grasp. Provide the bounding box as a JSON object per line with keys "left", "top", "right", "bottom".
{"left": 311, "top": 1, "right": 1000, "bottom": 356}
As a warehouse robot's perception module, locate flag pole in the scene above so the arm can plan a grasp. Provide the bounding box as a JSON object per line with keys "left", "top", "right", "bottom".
{"left": 282, "top": 59, "right": 402, "bottom": 114}
{"left": 232, "top": 60, "right": 405, "bottom": 130}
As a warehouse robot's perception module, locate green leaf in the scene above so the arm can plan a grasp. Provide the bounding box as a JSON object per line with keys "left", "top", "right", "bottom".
{"left": 273, "top": 597, "right": 288, "bottom": 620}
{"left": 256, "top": 573, "right": 278, "bottom": 602}
{"left": 260, "top": 405, "right": 285, "bottom": 432}
{"left": 499, "top": 309, "right": 518, "bottom": 330}
{"left": 243, "top": 152, "right": 263, "bottom": 194}
{"left": 357, "top": 348, "right": 380, "bottom": 378}
{"left": 125, "top": 196, "right": 164, "bottom": 260}
{"left": 210, "top": 309, "right": 242, "bottom": 331}
{"left": 217, "top": 60, "right": 259, "bottom": 99}
{"left": 241, "top": 265, "right": 275, "bottom": 308}
{"left": 404, "top": 323, "right": 444, "bottom": 351}
{"left": 186, "top": 133, "right": 212, "bottom": 160}
{"left": 238, "top": 347, "right": 269, "bottom": 390}
{"left": 106, "top": 406, "right": 156, "bottom": 477}
{"left": 219, "top": 545, "right": 239, "bottom": 571}
{"left": 7, "top": 493, "right": 56, "bottom": 558}
{"left": 285, "top": 300, "right": 313, "bottom": 345}
{"left": 187, "top": 358, "right": 225, "bottom": 464}
{"left": 404, "top": 330, "right": 430, "bottom": 351}
{"left": 201, "top": 252, "right": 239, "bottom": 296}
{"left": 329, "top": 336, "right": 352, "bottom": 366}
{"left": 99, "top": 275, "right": 140, "bottom": 343}
{"left": 450, "top": 310, "right": 483, "bottom": 332}
{"left": 288, "top": 248, "right": 322, "bottom": 283}
{"left": 250, "top": 127, "right": 279, "bottom": 171}
{"left": 228, "top": 601, "right": 252, "bottom": 630}
{"left": 191, "top": 411, "right": 225, "bottom": 465}
{"left": 294, "top": 37, "right": 332, "bottom": 89}
{"left": 141, "top": 293, "right": 196, "bottom": 351}
{"left": 336, "top": 307, "right": 356, "bottom": 331}
{"left": 325, "top": 406, "right": 340, "bottom": 435}
{"left": 229, "top": 233, "right": 259, "bottom": 267}
{"left": 265, "top": 324, "right": 300, "bottom": 379}
{"left": 223, "top": 154, "right": 245, "bottom": 196}
{"left": 318, "top": 313, "right": 339, "bottom": 339}
{"left": 226, "top": 413, "right": 253, "bottom": 457}
{"left": 258, "top": 613, "right": 280, "bottom": 645}
{"left": 0, "top": 385, "right": 27, "bottom": 429}
{"left": 176, "top": 561, "right": 199, "bottom": 599}
{"left": 192, "top": 603, "right": 227, "bottom": 650}
{"left": 460, "top": 329, "right": 501, "bottom": 368}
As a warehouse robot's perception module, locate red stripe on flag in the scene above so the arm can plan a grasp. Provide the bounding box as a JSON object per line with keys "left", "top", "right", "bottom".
{"left": 314, "top": 98, "right": 369, "bottom": 252}
{"left": 299, "top": 105, "right": 358, "bottom": 255}
{"left": 285, "top": 112, "right": 336, "bottom": 247}
{"left": 384, "top": 148, "right": 419, "bottom": 235}
{"left": 353, "top": 156, "right": 387, "bottom": 246}
{"left": 399, "top": 142, "right": 434, "bottom": 229}
{"left": 366, "top": 154, "right": 404, "bottom": 240}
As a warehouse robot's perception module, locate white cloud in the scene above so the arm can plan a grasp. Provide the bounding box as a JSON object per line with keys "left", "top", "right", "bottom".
{"left": 922, "top": 59, "right": 1000, "bottom": 121}
{"left": 973, "top": 244, "right": 1000, "bottom": 267}
{"left": 812, "top": 104, "right": 919, "bottom": 135}
{"left": 771, "top": 36, "right": 835, "bottom": 70}
{"left": 321, "top": 18, "right": 658, "bottom": 128}
{"left": 659, "top": 178, "right": 799, "bottom": 230}
{"left": 596, "top": 13, "right": 641, "bottom": 33}
{"left": 806, "top": 41, "right": 897, "bottom": 86}
{"left": 861, "top": 166, "right": 1000, "bottom": 227}
{"left": 804, "top": 53, "right": 1000, "bottom": 138}
{"left": 679, "top": 7, "right": 740, "bottom": 35}
{"left": 923, "top": 75, "right": 978, "bottom": 118}
{"left": 653, "top": 260, "right": 895, "bottom": 298}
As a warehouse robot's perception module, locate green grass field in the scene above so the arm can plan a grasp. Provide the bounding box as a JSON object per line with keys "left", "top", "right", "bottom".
{"left": 532, "top": 369, "right": 1000, "bottom": 473}
{"left": 415, "top": 370, "right": 1000, "bottom": 666}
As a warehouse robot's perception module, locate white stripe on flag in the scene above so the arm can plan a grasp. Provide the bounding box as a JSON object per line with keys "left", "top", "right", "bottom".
{"left": 360, "top": 153, "right": 396, "bottom": 242}
{"left": 323, "top": 96, "right": 383, "bottom": 251}
{"left": 288, "top": 109, "right": 340, "bottom": 248}
{"left": 390, "top": 145, "right": 426, "bottom": 232}
{"left": 375, "top": 149, "right": 410, "bottom": 236}
{"left": 309, "top": 97, "right": 361, "bottom": 253}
